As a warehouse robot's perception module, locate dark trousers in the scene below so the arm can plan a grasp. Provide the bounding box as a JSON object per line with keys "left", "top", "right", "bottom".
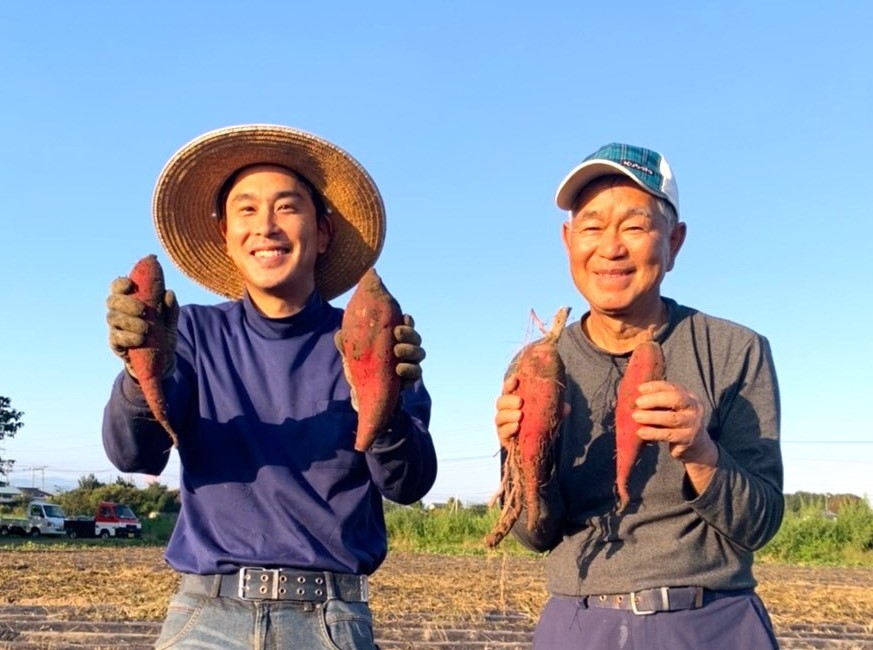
{"left": 533, "top": 592, "right": 780, "bottom": 649}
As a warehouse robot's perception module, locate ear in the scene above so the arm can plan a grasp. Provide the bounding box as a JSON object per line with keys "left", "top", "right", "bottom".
{"left": 666, "top": 221, "right": 686, "bottom": 272}
{"left": 561, "top": 219, "right": 572, "bottom": 254}
{"left": 218, "top": 218, "right": 229, "bottom": 252}
{"left": 317, "top": 213, "right": 334, "bottom": 254}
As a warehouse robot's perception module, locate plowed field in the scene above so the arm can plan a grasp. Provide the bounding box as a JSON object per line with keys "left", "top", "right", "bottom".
{"left": 1, "top": 546, "right": 871, "bottom": 649}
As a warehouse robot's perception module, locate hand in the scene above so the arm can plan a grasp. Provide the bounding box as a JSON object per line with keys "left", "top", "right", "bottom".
{"left": 393, "top": 314, "right": 426, "bottom": 389}
{"left": 494, "top": 375, "right": 523, "bottom": 449}
{"left": 333, "top": 314, "right": 426, "bottom": 411}
{"left": 632, "top": 380, "right": 719, "bottom": 493}
{"left": 106, "top": 276, "right": 179, "bottom": 379}
{"left": 494, "top": 376, "right": 571, "bottom": 449}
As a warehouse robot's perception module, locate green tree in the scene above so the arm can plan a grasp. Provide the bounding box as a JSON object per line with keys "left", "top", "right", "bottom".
{"left": 0, "top": 396, "right": 24, "bottom": 480}
{"left": 77, "top": 474, "right": 105, "bottom": 491}
{"left": 56, "top": 475, "right": 181, "bottom": 518}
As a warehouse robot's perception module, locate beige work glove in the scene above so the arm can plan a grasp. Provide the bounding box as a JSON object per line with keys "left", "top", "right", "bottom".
{"left": 334, "top": 314, "right": 426, "bottom": 411}
{"left": 106, "top": 276, "right": 179, "bottom": 380}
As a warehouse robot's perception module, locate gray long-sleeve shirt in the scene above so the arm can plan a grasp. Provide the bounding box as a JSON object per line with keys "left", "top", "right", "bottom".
{"left": 512, "top": 298, "right": 783, "bottom": 596}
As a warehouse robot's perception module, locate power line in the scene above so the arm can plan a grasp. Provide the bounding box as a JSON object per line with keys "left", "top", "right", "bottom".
{"left": 782, "top": 440, "right": 873, "bottom": 444}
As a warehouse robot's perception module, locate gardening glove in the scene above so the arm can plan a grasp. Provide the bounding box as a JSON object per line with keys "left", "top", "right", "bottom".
{"left": 334, "top": 314, "right": 426, "bottom": 412}
{"left": 106, "top": 276, "right": 179, "bottom": 380}
{"left": 393, "top": 314, "right": 426, "bottom": 388}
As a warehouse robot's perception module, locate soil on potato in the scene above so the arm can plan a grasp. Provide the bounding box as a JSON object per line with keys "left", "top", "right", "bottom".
{"left": 1, "top": 545, "right": 871, "bottom": 635}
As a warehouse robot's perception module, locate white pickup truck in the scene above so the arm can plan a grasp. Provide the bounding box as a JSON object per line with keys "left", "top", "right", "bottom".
{"left": 0, "top": 500, "right": 67, "bottom": 537}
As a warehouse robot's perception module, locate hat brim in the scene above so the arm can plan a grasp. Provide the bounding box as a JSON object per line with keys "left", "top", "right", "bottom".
{"left": 153, "top": 124, "right": 385, "bottom": 301}
{"left": 554, "top": 159, "right": 667, "bottom": 211}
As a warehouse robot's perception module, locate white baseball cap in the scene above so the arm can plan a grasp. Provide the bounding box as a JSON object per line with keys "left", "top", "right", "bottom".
{"left": 555, "top": 142, "right": 679, "bottom": 216}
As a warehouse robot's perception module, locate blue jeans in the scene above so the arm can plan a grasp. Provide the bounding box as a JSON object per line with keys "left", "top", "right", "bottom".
{"left": 154, "top": 591, "right": 377, "bottom": 649}
{"left": 532, "top": 591, "right": 780, "bottom": 649}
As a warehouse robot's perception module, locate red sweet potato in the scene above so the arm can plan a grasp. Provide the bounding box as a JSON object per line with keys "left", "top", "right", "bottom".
{"left": 485, "top": 306, "right": 570, "bottom": 549}
{"left": 515, "top": 307, "right": 570, "bottom": 526}
{"left": 615, "top": 333, "right": 665, "bottom": 513}
{"left": 127, "top": 254, "right": 178, "bottom": 448}
{"left": 337, "top": 267, "right": 404, "bottom": 452}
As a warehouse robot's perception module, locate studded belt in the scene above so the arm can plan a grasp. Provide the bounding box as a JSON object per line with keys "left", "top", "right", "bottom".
{"left": 178, "top": 568, "right": 369, "bottom": 603}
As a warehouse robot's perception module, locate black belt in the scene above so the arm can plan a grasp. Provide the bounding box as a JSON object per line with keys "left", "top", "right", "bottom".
{"left": 178, "top": 568, "right": 369, "bottom": 603}
{"left": 582, "top": 586, "right": 712, "bottom": 615}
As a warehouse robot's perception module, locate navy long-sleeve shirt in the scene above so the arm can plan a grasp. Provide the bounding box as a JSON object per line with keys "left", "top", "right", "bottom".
{"left": 103, "top": 291, "right": 437, "bottom": 576}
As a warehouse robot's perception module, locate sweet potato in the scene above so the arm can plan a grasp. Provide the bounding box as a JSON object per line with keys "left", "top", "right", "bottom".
{"left": 615, "top": 332, "right": 665, "bottom": 513}
{"left": 337, "top": 267, "right": 404, "bottom": 452}
{"left": 127, "top": 254, "right": 178, "bottom": 448}
{"left": 485, "top": 306, "right": 570, "bottom": 549}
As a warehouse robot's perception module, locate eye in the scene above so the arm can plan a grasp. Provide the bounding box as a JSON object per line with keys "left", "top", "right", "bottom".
{"left": 571, "top": 220, "right": 602, "bottom": 234}
{"left": 622, "top": 217, "right": 650, "bottom": 233}
{"left": 234, "top": 203, "right": 256, "bottom": 216}
{"left": 276, "top": 200, "right": 300, "bottom": 213}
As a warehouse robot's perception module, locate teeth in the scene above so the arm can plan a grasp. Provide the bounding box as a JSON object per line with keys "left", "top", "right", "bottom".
{"left": 253, "top": 250, "right": 284, "bottom": 258}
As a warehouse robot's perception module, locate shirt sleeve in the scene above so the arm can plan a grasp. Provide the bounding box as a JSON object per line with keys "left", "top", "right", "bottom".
{"left": 101, "top": 370, "right": 175, "bottom": 476}
{"left": 364, "top": 380, "right": 438, "bottom": 505}
{"left": 686, "top": 334, "right": 784, "bottom": 550}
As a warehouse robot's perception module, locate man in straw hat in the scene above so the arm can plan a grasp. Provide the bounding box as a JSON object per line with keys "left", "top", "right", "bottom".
{"left": 103, "top": 124, "right": 436, "bottom": 649}
{"left": 493, "top": 143, "right": 783, "bottom": 648}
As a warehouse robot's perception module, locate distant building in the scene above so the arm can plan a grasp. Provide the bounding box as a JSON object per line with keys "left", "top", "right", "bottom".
{"left": 0, "top": 484, "right": 23, "bottom": 504}
{"left": 16, "top": 486, "right": 55, "bottom": 501}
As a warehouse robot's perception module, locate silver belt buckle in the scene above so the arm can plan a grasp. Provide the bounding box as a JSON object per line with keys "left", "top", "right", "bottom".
{"left": 360, "top": 575, "right": 369, "bottom": 602}
{"left": 238, "top": 567, "right": 280, "bottom": 599}
{"left": 630, "top": 587, "right": 666, "bottom": 615}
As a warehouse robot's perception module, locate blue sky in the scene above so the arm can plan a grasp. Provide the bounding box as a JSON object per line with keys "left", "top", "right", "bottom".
{"left": 1, "top": 2, "right": 871, "bottom": 504}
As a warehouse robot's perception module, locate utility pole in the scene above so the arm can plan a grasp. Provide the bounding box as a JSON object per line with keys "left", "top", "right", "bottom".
{"left": 19, "top": 466, "right": 49, "bottom": 491}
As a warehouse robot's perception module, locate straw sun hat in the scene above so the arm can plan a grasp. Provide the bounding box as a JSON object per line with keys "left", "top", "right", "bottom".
{"left": 152, "top": 124, "right": 386, "bottom": 301}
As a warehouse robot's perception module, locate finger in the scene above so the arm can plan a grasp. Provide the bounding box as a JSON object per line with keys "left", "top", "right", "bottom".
{"left": 633, "top": 382, "right": 684, "bottom": 409}
{"left": 497, "top": 422, "right": 520, "bottom": 446}
{"left": 394, "top": 342, "right": 426, "bottom": 364}
{"left": 164, "top": 289, "right": 178, "bottom": 314}
{"left": 107, "top": 293, "right": 148, "bottom": 318}
{"left": 496, "top": 393, "right": 522, "bottom": 412}
{"left": 106, "top": 309, "right": 149, "bottom": 335}
{"left": 395, "top": 362, "right": 421, "bottom": 383}
{"left": 394, "top": 324, "right": 422, "bottom": 346}
{"left": 495, "top": 403, "right": 523, "bottom": 427}
{"left": 110, "top": 276, "right": 134, "bottom": 295}
{"left": 501, "top": 374, "right": 519, "bottom": 395}
{"left": 402, "top": 314, "right": 415, "bottom": 328}
{"left": 632, "top": 408, "right": 691, "bottom": 430}
{"left": 636, "top": 380, "right": 676, "bottom": 395}
{"left": 109, "top": 328, "right": 145, "bottom": 354}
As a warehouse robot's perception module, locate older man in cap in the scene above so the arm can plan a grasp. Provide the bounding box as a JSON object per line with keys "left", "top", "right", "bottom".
{"left": 494, "top": 143, "right": 783, "bottom": 648}
{"left": 104, "top": 125, "right": 436, "bottom": 649}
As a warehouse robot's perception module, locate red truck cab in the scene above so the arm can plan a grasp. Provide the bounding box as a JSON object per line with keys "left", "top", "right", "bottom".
{"left": 65, "top": 501, "right": 142, "bottom": 539}
{"left": 95, "top": 501, "right": 141, "bottom": 538}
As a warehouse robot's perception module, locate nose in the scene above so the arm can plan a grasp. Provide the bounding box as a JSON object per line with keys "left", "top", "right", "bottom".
{"left": 596, "top": 226, "right": 627, "bottom": 259}
{"left": 252, "top": 203, "right": 280, "bottom": 235}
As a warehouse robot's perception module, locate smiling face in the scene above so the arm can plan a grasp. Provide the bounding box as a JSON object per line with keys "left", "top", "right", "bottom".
{"left": 219, "top": 165, "right": 331, "bottom": 316}
{"left": 561, "top": 176, "right": 685, "bottom": 324}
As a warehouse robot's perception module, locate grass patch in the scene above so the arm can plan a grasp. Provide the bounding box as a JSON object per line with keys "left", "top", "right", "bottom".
{"left": 385, "top": 504, "right": 536, "bottom": 556}
{"left": 760, "top": 498, "right": 873, "bottom": 566}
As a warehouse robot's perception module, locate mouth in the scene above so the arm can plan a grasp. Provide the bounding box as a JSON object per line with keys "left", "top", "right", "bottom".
{"left": 250, "top": 245, "right": 290, "bottom": 259}
{"left": 596, "top": 268, "right": 633, "bottom": 278}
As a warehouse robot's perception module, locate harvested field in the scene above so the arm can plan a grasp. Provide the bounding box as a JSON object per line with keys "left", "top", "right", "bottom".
{"left": 0, "top": 545, "right": 871, "bottom": 649}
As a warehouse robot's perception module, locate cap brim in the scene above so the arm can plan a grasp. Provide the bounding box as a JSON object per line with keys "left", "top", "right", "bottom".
{"left": 554, "top": 159, "right": 666, "bottom": 211}
{"left": 153, "top": 124, "right": 385, "bottom": 301}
